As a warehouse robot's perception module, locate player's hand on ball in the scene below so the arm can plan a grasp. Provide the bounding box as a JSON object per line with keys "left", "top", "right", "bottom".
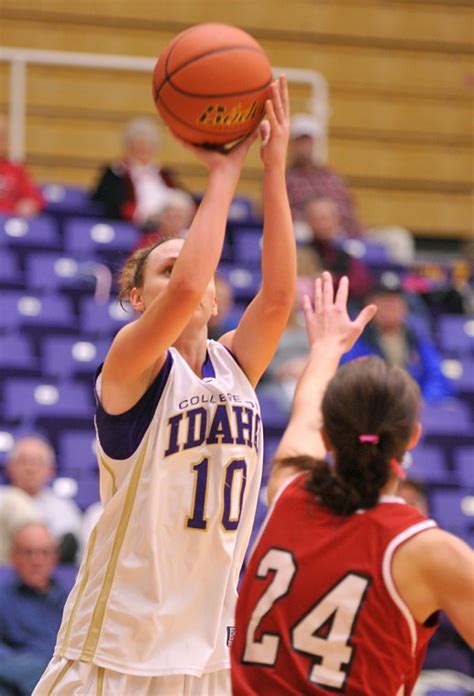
{"left": 260, "top": 76, "right": 290, "bottom": 169}
{"left": 176, "top": 130, "right": 258, "bottom": 176}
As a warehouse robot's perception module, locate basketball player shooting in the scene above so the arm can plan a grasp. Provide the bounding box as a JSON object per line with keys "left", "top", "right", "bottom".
{"left": 32, "top": 76, "right": 296, "bottom": 695}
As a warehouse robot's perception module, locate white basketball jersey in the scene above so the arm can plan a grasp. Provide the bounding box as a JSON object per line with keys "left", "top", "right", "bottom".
{"left": 54, "top": 341, "right": 263, "bottom": 677}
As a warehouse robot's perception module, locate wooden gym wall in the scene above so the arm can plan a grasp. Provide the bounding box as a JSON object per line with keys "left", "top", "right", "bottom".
{"left": 0, "top": 0, "right": 472, "bottom": 238}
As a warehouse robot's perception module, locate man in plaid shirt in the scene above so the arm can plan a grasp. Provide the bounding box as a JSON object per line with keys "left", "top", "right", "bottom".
{"left": 286, "top": 114, "right": 362, "bottom": 237}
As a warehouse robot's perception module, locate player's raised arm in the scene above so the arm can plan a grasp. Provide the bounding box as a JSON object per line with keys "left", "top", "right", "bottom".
{"left": 267, "top": 272, "right": 377, "bottom": 503}
{"left": 220, "top": 76, "right": 297, "bottom": 386}
{"left": 101, "top": 134, "right": 257, "bottom": 412}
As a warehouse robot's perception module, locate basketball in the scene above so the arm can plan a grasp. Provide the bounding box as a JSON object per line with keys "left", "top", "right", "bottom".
{"left": 152, "top": 23, "right": 273, "bottom": 147}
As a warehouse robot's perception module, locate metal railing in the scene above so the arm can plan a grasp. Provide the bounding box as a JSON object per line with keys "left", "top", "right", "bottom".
{"left": 0, "top": 45, "right": 329, "bottom": 162}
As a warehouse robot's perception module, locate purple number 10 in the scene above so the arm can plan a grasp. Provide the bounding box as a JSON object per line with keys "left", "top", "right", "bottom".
{"left": 186, "top": 457, "right": 247, "bottom": 531}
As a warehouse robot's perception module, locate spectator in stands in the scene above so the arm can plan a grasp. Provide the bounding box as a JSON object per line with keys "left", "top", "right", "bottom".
{"left": 304, "top": 195, "right": 373, "bottom": 301}
{"left": 0, "top": 113, "right": 44, "bottom": 217}
{"left": 91, "top": 116, "right": 185, "bottom": 228}
{"left": 0, "top": 485, "right": 41, "bottom": 565}
{"left": 136, "top": 188, "right": 197, "bottom": 249}
{"left": 286, "top": 113, "right": 361, "bottom": 236}
{"left": 0, "top": 523, "right": 69, "bottom": 696}
{"left": 341, "top": 281, "right": 454, "bottom": 403}
{"left": 5, "top": 436, "right": 82, "bottom": 564}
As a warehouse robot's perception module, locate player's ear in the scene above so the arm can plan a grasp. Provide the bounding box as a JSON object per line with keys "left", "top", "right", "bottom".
{"left": 130, "top": 287, "right": 145, "bottom": 313}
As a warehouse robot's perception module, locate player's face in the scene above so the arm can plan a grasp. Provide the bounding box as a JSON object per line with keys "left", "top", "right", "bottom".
{"left": 134, "top": 239, "right": 217, "bottom": 323}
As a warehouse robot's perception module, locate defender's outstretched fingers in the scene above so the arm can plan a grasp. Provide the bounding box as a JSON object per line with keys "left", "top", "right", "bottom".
{"left": 322, "top": 271, "right": 334, "bottom": 308}
{"left": 278, "top": 75, "right": 289, "bottom": 117}
{"left": 354, "top": 304, "right": 378, "bottom": 333}
{"left": 335, "top": 275, "right": 349, "bottom": 309}
{"left": 314, "top": 277, "right": 323, "bottom": 316}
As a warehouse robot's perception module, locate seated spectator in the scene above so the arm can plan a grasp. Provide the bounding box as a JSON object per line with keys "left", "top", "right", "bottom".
{"left": 304, "top": 195, "right": 373, "bottom": 301}
{"left": 0, "top": 485, "right": 41, "bottom": 564}
{"left": 341, "top": 281, "right": 454, "bottom": 403}
{"left": 286, "top": 113, "right": 361, "bottom": 236}
{"left": 136, "top": 188, "right": 197, "bottom": 249}
{"left": 90, "top": 116, "right": 184, "bottom": 228}
{"left": 5, "top": 436, "right": 82, "bottom": 564}
{"left": 0, "top": 523, "right": 69, "bottom": 696}
{"left": 0, "top": 113, "right": 44, "bottom": 217}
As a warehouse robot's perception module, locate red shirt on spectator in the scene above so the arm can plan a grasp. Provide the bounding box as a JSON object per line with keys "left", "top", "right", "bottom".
{"left": 0, "top": 158, "right": 44, "bottom": 215}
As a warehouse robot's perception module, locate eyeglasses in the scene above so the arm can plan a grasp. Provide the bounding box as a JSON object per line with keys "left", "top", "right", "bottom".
{"left": 13, "top": 547, "right": 56, "bottom": 559}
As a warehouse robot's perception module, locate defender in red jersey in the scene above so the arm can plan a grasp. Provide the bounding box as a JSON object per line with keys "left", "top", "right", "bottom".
{"left": 232, "top": 273, "right": 474, "bottom": 695}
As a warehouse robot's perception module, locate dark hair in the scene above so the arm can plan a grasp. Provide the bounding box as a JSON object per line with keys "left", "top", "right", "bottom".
{"left": 117, "top": 236, "right": 183, "bottom": 307}
{"left": 284, "top": 357, "right": 421, "bottom": 516}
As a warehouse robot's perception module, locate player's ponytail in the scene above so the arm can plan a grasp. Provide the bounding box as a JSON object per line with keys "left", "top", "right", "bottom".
{"left": 305, "top": 357, "right": 420, "bottom": 516}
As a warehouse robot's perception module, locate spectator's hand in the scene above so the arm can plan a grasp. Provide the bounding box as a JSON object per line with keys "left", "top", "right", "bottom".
{"left": 303, "top": 272, "right": 377, "bottom": 353}
{"left": 259, "top": 76, "right": 290, "bottom": 170}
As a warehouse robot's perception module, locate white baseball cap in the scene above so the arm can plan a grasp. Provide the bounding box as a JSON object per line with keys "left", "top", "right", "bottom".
{"left": 290, "top": 114, "right": 323, "bottom": 140}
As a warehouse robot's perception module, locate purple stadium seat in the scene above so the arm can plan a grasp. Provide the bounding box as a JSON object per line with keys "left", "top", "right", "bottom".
{"left": 57, "top": 429, "right": 97, "bottom": 476}
{"left": 437, "top": 315, "right": 474, "bottom": 356}
{"left": 456, "top": 448, "right": 474, "bottom": 487}
{"left": 233, "top": 229, "right": 262, "bottom": 266}
{"left": 3, "top": 378, "right": 93, "bottom": 422}
{"left": 218, "top": 263, "right": 261, "bottom": 302}
{"left": 0, "top": 214, "right": 60, "bottom": 252}
{"left": 0, "top": 248, "right": 23, "bottom": 288}
{"left": 228, "top": 196, "right": 255, "bottom": 223}
{"left": 404, "top": 446, "right": 448, "bottom": 484}
{"left": 41, "top": 335, "right": 109, "bottom": 379}
{"left": 41, "top": 183, "right": 106, "bottom": 218}
{"left": 25, "top": 252, "right": 97, "bottom": 293}
{"left": 74, "top": 471, "right": 100, "bottom": 511}
{"left": 0, "top": 334, "right": 38, "bottom": 375}
{"left": 257, "top": 391, "right": 288, "bottom": 431}
{"left": 420, "top": 401, "right": 472, "bottom": 435}
{"left": 429, "top": 489, "right": 473, "bottom": 532}
{"left": 79, "top": 297, "right": 133, "bottom": 336}
{"left": 63, "top": 218, "right": 139, "bottom": 260}
{"left": 0, "top": 291, "right": 77, "bottom": 333}
{"left": 341, "top": 238, "right": 389, "bottom": 266}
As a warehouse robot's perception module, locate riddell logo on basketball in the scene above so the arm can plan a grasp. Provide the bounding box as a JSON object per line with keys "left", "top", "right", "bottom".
{"left": 198, "top": 101, "right": 265, "bottom": 127}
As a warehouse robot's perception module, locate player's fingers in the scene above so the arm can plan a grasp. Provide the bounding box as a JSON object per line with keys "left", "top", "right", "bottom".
{"left": 335, "top": 275, "right": 349, "bottom": 310}
{"left": 260, "top": 120, "right": 271, "bottom": 146}
{"left": 354, "top": 304, "right": 377, "bottom": 332}
{"left": 314, "top": 277, "right": 323, "bottom": 315}
{"left": 265, "top": 98, "right": 277, "bottom": 127}
{"left": 279, "top": 75, "right": 289, "bottom": 117}
{"left": 302, "top": 294, "right": 314, "bottom": 324}
{"left": 270, "top": 80, "right": 284, "bottom": 121}
{"left": 322, "top": 271, "right": 334, "bottom": 308}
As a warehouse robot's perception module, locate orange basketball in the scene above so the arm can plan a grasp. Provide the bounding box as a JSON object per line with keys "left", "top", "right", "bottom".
{"left": 152, "top": 23, "right": 273, "bottom": 147}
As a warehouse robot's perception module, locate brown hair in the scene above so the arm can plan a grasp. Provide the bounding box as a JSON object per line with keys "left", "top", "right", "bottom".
{"left": 284, "top": 357, "right": 421, "bottom": 515}
{"left": 117, "top": 236, "right": 183, "bottom": 306}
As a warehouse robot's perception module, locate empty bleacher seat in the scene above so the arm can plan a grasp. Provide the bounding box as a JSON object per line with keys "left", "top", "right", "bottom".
{"left": 0, "top": 214, "right": 60, "bottom": 253}
{"left": 57, "top": 429, "right": 97, "bottom": 477}
{"left": 79, "top": 297, "right": 133, "bottom": 337}
{"left": 0, "top": 249, "right": 24, "bottom": 289}
{"left": 218, "top": 264, "right": 261, "bottom": 303}
{"left": 3, "top": 377, "right": 93, "bottom": 422}
{"left": 63, "top": 218, "right": 139, "bottom": 261}
{"left": 0, "top": 291, "right": 77, "bottom": 333}
{"left": 437, "top": 315, "right": 474, "bottom": 357}
{"left": 41, "top": 183, "right": 106, "bottom": 218}
{"left": 25, "top": 252, "right": 94, "bottom": 294}
{"left": 429, "top": 489, "right": 474, "bottom": 534}
{"left": 420, "top": 401, "right": 472, "bottom": 435}
{"left": 0, "top": 334, "right": 39, "bottom": 376}
{"left": 41, "top": 335, "right": 109, "bottom": 380}
{"left": 456, "top": 448, "right": 474, "bottom": 488}
{"left": 233, "top": 229, "right": 262, "bottom": 266}
{"left": 404, "top": 446, "right": 448, "bottom": 484}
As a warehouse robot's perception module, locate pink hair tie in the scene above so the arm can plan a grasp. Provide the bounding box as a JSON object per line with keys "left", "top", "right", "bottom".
{"left": 359, "top": 434, "right": 379, "bottom": 444}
